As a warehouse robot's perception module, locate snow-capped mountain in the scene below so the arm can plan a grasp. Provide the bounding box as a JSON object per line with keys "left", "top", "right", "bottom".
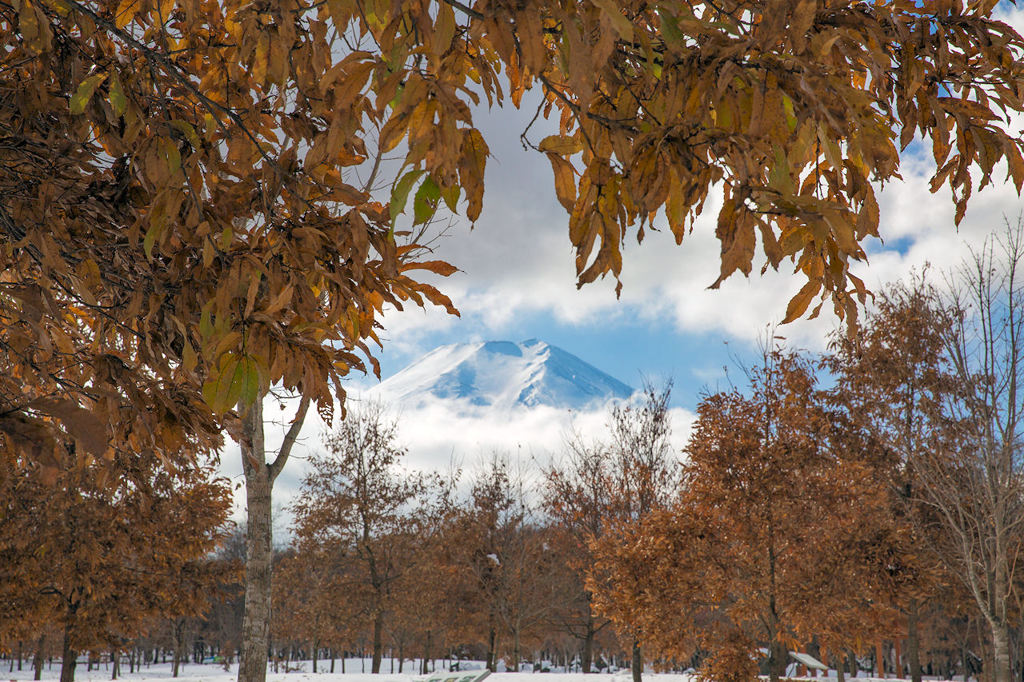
{"left": 367, "top": 339, "right": 635, "bottom": 411}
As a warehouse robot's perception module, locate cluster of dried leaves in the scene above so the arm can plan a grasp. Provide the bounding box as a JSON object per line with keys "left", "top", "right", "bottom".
{"left": 3, "top": 0, "right": 1024, "bottom": 473}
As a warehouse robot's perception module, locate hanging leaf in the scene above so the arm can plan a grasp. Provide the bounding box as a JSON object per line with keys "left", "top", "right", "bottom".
{"left": 69, "top": 73, "right": 107, "bottom": 115}
{"left": 390, "top": 169, "right": 425, "bottom": 224}
{"left": 201, "top": 352, "right": 244, "bottom": 414}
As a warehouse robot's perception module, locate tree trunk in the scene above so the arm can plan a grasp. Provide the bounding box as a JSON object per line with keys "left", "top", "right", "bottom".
{"left": 631, "top": 639, "right": 642, "bottom": 682}
{"left": 834, "top": 654, "right": 845, "bottom": 682}
{"left": 486, "top": 627, "right": 497, "bottom": 672}
{"left": 112, "top": 649, "right": 119, "bottom": 680}
{"left": 908, "top": 599, "right": 922, "bottom": 682}
{"left": 512, "top": 624, "right": 520, "bottom": 672}
{"left": 990, "top": 620, "right": 1012, "bottom": 682}
{"left": 876, "top": 641, "right": 886, "bottom": 679}
{"left": 60, "top": 622, "right": 77, "bottom": 682}
{"left": 33, "top": 635, "right": 44, "bottom": 681}
{"left": 371, "top": 611, "right": 383, "bottom": 673}
{"left": 239, "top": 400, "right": 272, "bottom": 682}
{"left": 767, "top": 638, "right": 787, "bottom": 682}
{"left": 236, "top": 397, "right": 309, "bottom": 682}
{"left": 581, "top": 616, "right": 594, "bottom": 674}
{"left": 312, "top": 639, "right": 319, "bottom": 673}
{"left": 421, "top": 631, "right": 431, "bottom": 675}
{"left": 172, "top": 642, "right": 181, "bottom": 677}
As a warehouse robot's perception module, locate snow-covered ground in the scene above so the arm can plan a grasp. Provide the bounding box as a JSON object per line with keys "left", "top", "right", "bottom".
{"left": 0, "top": 660, "right": 958, "bottom": 682}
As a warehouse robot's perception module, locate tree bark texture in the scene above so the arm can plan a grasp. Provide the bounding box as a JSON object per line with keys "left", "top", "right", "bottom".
{"left": 238, "top": 402, "right": 271, "bottom": 682}
{"left": 581, "top": 616, "right": 594, "bottom": 674}
{"left": 33, "top": 634, "right": 44, "bottom": 681}
{"left": 631, "top": 639, "right": 642, "bottom": 682}
{"left": 486, "top": 626, "right": 497, "bottom": 672}
{"left": 908, "top": 600, "right": 922, "bottom": 682}
{"left": 371, "top": 611, "right": 383, "bottom": 673}
{"left": 768, "top": 638, "right": 787, "bottom": 682}
{"left": 236, "top": 396, "right": 307, "bottom": 682}
{"left": 990, "top": 620, "right": 1012, "bottom": 682}
{"left": 59, "top": 622, "right": 77, "bottom": 682}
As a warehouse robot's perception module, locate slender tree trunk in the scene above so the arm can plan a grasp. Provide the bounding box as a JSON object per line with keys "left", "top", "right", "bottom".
{"left": 239, "top": 401, "right": 272, "bottom": 682}
{"left": 33, "top": 635, "right": 44, "bottom": 681}
{"left": 486, "top": 626, "right": 497, "bottom": 672}
{"left": 112, "top": 649, "right": 119, "bottom": 680}
{"left": 60, "top": 621, "right": 77, "bottom": 682}
{"left": 512, "top": 623, "right": 520, "bottom": 672}
{"left": 371, "top": 611, "right": 383, "bottom": 673}
{"left": 631, "top": 639, "right": 642, "bottom": 682}
{"left": 834, "top": 654, "right": 845, "bottom": 682}
{"left": 237, "top": 397, "right": 308, "bottom": 682}
{"left": 908, "top": 599, "right": 922, "bottom": 682}
{"left": 173, "top": 632, "right": 182, "bottom": 678}
{"left": 421, "top": 631, "right": 431, "bottom": 675}
{"left": 876, "top": 641, "right": 886, "bottom": 679}
{"left": 312, "top": 639, "right": 319, "bottom": 673}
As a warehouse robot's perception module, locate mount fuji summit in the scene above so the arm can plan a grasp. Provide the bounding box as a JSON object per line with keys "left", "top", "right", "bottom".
{"left": 367, "top": 339, "right": 636, "bottom": 411}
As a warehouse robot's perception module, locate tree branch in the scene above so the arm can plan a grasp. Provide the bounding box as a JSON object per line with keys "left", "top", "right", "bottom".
{"left": 269, "top": 395, "right": 310, "bottom": 483}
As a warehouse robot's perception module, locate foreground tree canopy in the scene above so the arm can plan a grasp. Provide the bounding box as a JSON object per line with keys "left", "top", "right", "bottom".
{"left": 3, "top": 0, "right": 1024, "bottom": 462}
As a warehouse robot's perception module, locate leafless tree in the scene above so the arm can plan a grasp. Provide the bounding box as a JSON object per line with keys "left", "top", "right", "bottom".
{"left": 916, "top": 221, "right": 1024, "bottom": 682}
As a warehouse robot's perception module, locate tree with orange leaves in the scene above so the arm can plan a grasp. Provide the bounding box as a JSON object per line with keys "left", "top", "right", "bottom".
{"left": 5, "top": 3, "right": 1024, "bottom": 682}
{"left": 592, "top": 348, "right": 901, "bottom": 682}
{"left": 0, "top": 447, "right": 232, "bottom": 682}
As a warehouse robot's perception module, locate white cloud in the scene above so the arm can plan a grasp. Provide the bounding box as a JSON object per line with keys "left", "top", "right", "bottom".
{"left": 379, "top": 89, "right": 1024, "bottom": 354}
{"left": 219, "top": 391, "right": 695, "bottom": 531}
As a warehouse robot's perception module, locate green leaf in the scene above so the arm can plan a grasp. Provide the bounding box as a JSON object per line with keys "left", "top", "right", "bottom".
{"left": 441, "top": 184, "right": 461, "bottom": 213}
{"left": 169, "top": 119, "right": 201, "bottom": 149}
{"left": 201, "top": 352, "right": 244, "bottom": 414}
{"left": 108, "top": 75, "right": 127, "bottom": 116}
{"left": 657, "top": 7, "right": 686, "bottom": 48}
{"left": 143, "top": 221, "right": 161, "bottom": 259}
{"left": 70, "top": 73, "right": 107, "bottom": 115}
{"left": 389, "top": 169, "right": 425, "bottom": 224}
{"left": 782, "top": 94, "right": 797, "bottom": 133}
{"left": 239, "top": 355, "right": 261, "bottom": 406}
{"left": 413, "top": 175, "right": 441, "bottom": 225}
{"left": 159, "top": 138, "right": 181, "bottom": 175}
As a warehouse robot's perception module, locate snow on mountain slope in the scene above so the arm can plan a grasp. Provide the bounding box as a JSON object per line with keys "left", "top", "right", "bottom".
{"left": 366, "top": 339, "right": 635, "bottom": 411}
